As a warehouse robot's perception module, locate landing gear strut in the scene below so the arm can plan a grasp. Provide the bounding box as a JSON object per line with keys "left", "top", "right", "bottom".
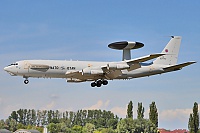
{"left": 91, "top": 80, "right": 108, "bottom": 87}
{"left": 24, "top": 78, "right": 29, "bottom": 84}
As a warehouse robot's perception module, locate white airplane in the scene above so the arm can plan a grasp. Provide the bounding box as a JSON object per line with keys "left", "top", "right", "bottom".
{"left": 4, "top": 36, "right": 196, "bottom": 87}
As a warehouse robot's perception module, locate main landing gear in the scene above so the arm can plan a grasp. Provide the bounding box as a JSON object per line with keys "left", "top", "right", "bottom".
{"left": 24, "top": 78, "right": 29, "bottom": 84}
{"left": 91, "top": 80, "right": 108, "bottom": 87}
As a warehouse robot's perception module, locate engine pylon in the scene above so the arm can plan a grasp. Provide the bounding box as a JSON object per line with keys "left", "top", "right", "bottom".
{"left": 108, "top": 41, "right": 144, "bottom": 60}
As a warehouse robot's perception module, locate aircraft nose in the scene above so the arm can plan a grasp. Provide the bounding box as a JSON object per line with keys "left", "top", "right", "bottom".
{"left": 4, "top": 66, "right": 16, "bottom": 76}
{"left": 4, "top": 66, "right": 9, "bottom": 72}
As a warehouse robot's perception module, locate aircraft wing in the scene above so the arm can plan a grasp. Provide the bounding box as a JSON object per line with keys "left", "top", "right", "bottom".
{"left": 64, "top": 53, "right": 166, "bottom": 80}
{"left": 163, "top": 61, "right": 196, "bottom": 71}
{"left": 125, "top": 53, "right": 165, "bottom": 64}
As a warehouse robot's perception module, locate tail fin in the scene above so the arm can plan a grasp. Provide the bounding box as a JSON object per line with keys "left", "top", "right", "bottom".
{"left": 153, "top": 36, "right": 181, "bottom": 65}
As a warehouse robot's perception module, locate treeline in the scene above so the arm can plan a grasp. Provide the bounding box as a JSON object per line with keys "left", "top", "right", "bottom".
{"left": 8, "top": 109, "right": 118, "bottom": 128}
{"left": 1, "top": 102, "right": 199, "bottom": 133}
{"left": 7, "top": 101, "right": 200, "bottom": 133}
{"left": 1, "top": 109, "right": 119, "bottom": 132}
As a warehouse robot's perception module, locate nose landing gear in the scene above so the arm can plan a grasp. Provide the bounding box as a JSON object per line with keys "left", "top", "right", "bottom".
{"left": 91, "top": 80, "right": 108, "bottom": 87}
{"left": 24, "top": 78, "right": 29, "bottom": 84}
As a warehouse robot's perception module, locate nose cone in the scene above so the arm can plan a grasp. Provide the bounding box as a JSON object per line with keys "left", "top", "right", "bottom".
{"left": 4, "top": 66, "right": 16, "bottom": 76}
{"left": 4, "top": 66, "right": 9, "bottom": 72}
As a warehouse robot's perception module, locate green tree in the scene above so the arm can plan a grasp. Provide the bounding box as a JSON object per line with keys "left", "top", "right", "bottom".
{"left": 59, "top": 122, "right": 68, "bottom": 132}
{"left": 82, "top": 123, "right": 95, "bottom": 133}
{"left": 137, "top": 102, "right": 144, "bottom": 119}
{"left": 127, "top": 101, "right": 133, "bottom": 119}
{"left": 100, "top": 128, "right": 116, "bottom": 133}
{"left": 117, "top": 118, "right": 157, "bottom": 133}
{"left": 189, "top": 102, "right": 199, "bottom": 133}
{"left": 47, "top": 123, "right": 60, "bottom": 133}
{"left": 149, "top": 101, "right": 158, "bottom": 127}
{"left": 72, "top": 125, "right": 82, "bottom": 133}
{"left": 17, "top": 109, "right": 24, "bottom": 124}
{"left": 107, "top": 118, "right": 118, "bottom": 129}
{"left": 26, "top": 109, "right": 31, "bottom": 125}
{"left": 9, "top": 111, "right": 18, "bottom": 122}
{"left": 8, "top": 119, "right": 17, "bottom": 132}
{"left": 36, "top": 110, "right": 42, "bottom": 126}
{"left": 17, "top": 123, "right": 26, "bottom": 130}
{"left": 0, "top": 119, "right": 5, "bottom": 129}
{"left": 30, "top": 109, "right": 36, "bottom": 125}
{"left": 117, "top": 118, "right": 135, "bottom": 132}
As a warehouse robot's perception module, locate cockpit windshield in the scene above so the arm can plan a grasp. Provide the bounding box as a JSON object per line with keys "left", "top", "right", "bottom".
{"left": 8, "top": 63, "right": 18, "bottom": 66}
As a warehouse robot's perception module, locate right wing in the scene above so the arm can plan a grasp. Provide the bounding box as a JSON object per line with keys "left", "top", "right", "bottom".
{"left": 65, "top": 53, "right": 166, "bottom": 80}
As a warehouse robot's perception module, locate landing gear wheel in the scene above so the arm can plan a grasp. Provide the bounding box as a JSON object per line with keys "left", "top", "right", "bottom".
{"left": 102, "top": 80, "right": 108, "bottom": 85}
{"left": 96, "top": 80, "right": 102, "bottom": 87}
{"left": 96, "top": 83, "right": 101, "bottom": 87}
{"left": 91, "top": 80, "right": 108, "bottom": 87}
{"left": 97, "top": 80, "right": 102, "bottom": 85}
{"left": 91, "top": 82, "right": 96, "bottom": 87}
{"left": 24, "top": 79, "right": 29, "bottom": 84}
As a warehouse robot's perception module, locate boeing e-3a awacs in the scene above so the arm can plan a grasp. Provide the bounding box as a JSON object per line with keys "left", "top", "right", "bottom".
{"left": 4, "top": 36, "right": 196, "bottom": 87}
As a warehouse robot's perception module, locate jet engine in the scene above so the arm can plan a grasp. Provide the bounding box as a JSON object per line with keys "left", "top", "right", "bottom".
{"left": 82, "top": 68, "right": 104, "bottom": 75}
{"left": 107, "top": 63, "right": 130, "bottom": 70}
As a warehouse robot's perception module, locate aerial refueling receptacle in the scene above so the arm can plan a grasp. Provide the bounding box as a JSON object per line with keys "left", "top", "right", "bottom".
{"left": 108, "top": 41, "right": 144, "bottom": 61}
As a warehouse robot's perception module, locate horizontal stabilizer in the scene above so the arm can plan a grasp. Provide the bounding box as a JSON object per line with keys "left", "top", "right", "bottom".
{"left": 126, "top": 53, "right": 165, "bottom": 64}
{"left": 163, "top": 61, "right": 196, "bottom": 71}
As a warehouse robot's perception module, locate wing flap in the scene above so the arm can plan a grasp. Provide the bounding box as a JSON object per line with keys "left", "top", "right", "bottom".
{"left": 163, "top": 61, "right": 196, "bottom": 71}
{"left": 105, "top": 70, "right": 122, "bottom": 79}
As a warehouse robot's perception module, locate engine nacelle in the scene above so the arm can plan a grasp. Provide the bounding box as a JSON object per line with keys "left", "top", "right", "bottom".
{"left": 91, "top": 70, "right": 104, "bottom": 75}
{"left": 82, "top": 68, "right": 91, "bottom": 75}
{"left": 82, "top": 68, "right": 104, "bottom": 75}
{"left": 107, "top": 63, "right": 130, "bottom": 70}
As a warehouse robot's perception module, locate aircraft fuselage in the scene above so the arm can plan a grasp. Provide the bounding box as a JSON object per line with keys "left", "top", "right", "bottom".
{"left": 4, "top": 60, "right": 164, "bottom": 80}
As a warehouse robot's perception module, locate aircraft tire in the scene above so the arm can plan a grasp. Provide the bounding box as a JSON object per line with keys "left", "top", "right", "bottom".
{"left": 97, "top": 80, "right": 102, "bottom": 85}
{"left": 96, "top": 83, "right": 101, "bottom": 87}
{"left": 24, "top": 79, "right": 29, "bottom": 84}
{"left": 91, "top": 82, "right": 96, "bottom": 87}
{"left": 102, "top": 80, "right": 108, "bottom": 85}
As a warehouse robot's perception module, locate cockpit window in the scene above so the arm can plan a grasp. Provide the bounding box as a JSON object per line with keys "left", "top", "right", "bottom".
{"left": 8, "top": 63, "right": 18, "bottom": 66}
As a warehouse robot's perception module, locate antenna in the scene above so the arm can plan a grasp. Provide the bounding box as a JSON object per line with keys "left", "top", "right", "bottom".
{"left": 108, "top": 41, "right": 144, "bottom": 60}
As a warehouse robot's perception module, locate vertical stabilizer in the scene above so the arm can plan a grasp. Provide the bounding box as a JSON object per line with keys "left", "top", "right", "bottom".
{"left": 153, "top": 36, "right": 181, "bottom": 65}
